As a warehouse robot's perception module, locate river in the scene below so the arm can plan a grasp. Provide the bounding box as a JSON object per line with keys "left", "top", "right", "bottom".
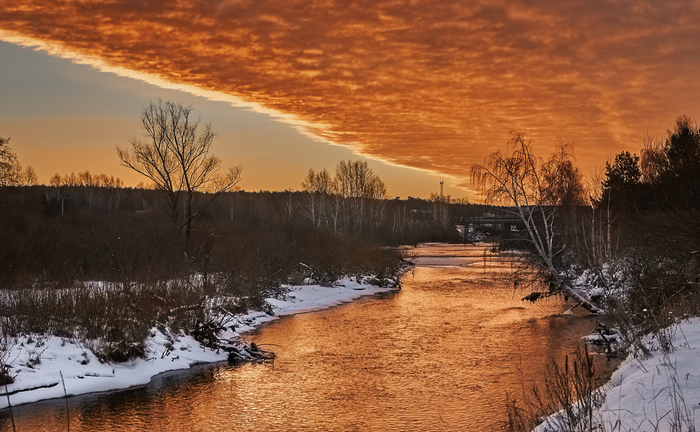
{"left": 3, "top": 244, "right": 613, "bottom": 431}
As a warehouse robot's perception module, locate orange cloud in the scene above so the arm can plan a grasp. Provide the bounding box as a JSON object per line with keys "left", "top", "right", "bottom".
{"left": 3, "top": 0, "right": 700, "bottom": 191}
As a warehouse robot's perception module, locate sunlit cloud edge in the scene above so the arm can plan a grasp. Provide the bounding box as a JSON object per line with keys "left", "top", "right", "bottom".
{"left": 0, "top": 29, "right": 476, "bottom": 198}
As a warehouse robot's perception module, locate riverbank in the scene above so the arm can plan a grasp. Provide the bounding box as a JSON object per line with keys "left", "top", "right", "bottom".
{"left": 535, "top": 317, "right": 700, "bottom": 431}
{"left": 0, "top": 277, "right": 397, "bottom": 409}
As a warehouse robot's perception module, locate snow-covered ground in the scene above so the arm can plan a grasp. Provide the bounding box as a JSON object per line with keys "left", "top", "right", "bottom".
{"left": 593, "top": 318, "right": 700, "bottom": 431}
{"left": 0, "top": 277, "right": 396, "bottom": 409}
{"left": 537, "top": 318, "right": 700, "bottom": 431}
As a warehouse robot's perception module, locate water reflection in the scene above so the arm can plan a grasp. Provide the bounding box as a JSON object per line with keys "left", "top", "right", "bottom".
{"left": 5, "top": 244, "right": 611, "bottom": 431}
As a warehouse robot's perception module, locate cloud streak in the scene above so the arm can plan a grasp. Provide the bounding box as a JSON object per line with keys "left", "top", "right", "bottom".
{"left": 3, "top": 0, "right": 700, "bottom": 190}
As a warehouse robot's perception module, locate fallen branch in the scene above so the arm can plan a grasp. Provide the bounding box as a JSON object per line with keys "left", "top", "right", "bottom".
{"left": 0, "top": 381, "right": 59, "bottom": 397}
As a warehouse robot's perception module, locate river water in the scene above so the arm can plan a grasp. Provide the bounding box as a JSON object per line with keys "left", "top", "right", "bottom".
{"left": 3, "top": 244, "right": 613, "bottom": 431}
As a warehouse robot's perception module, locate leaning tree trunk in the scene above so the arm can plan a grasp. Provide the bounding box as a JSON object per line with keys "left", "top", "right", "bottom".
{"left": 521, "top": 206, "right": 604, "bottom": 314}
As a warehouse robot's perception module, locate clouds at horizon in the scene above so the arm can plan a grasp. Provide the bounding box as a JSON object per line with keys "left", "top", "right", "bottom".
{"left": 2, "top": 0, "right": 700, "bottom": 189}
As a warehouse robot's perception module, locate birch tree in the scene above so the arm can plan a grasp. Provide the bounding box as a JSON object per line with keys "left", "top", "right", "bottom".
{"left": 301, "top": 168, "right": 333, "bottom": 227}
{"left": 471, "top": 131, "right": 602, "bottom": 313}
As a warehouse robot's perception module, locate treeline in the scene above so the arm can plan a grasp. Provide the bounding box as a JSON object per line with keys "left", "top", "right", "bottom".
{"left": 550, "top": 117, "right": 700, "bottom": 273}
{"left": 0, "top": 184, "right": 478, "bottom": 290}
{"left": 48, "top": 170, "right": 125, "bottom": 188}
{"left": 583, "top": 117, "right": 700, "bottom": 327}
{"left": 595, "top": 116, "right": 700, "bottom": 260}
{"left": 298, "top": 160, "right": 472, "bottom": 241}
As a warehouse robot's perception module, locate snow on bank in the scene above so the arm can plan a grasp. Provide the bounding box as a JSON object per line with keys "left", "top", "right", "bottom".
{"left": 0, "top": 278, "right": 396, "bottom": 409}
{"left": 537, "top": 318, "right": 700, "bottom": 431}
{"left": 593, "top": 318, "right": 700, "bottom": 431}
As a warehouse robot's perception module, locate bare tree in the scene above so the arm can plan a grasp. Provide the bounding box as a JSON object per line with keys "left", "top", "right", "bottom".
{"left": 0, "top": 137, "right": 14, "bottom": 179}
{"left": 391, "top": 203, "right": 411, "bottom": 233}
{"left": 49, "top": 173, "right": 62, "bottom": 186}
{"left": 0, "top": 137, "right": 24, "bottom": 186}
{"left": 334, "top": 160, "right": 387, "bottom": 233}
{"left": 301, "top": 168, "right": 333, "bottom": 194}
{"left": 0, "top": 138, "right": 37, "bottom": 186}
{"left": 334, "top": 160, "right": 386, "bottom": 199}
{"left": 24, "top": 166, "right": 38, "bottom": 186}
{"left": 281, "top": 192, "right": 298, "bottom": 221}
{"left": 429, "top": 193, "right": 452, "bottom": 230}
{"left": 301, "top": 161, "right": 388, "bottom": 233}
{"left": 301, "top": 168, "right": 333, "bottom": 227}
{"left": 118, "top": 100, "right": 242, "bottom": 245}
{"left": 471, "top": 131, "right": 602, "bottom": 313}
{"left": 578, "top": 170, "right": 608, "bottom": 268}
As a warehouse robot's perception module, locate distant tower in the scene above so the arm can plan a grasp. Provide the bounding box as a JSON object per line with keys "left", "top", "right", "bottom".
{"left": 439, "top": 179, "right": 444, "bottom": 198}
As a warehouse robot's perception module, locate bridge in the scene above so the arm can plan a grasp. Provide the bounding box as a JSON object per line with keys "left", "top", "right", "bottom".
{"left": 458, "top": 213, "right": 528, "bottom": 238}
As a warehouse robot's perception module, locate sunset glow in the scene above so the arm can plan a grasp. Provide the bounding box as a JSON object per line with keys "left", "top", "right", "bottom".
{"left": 2, "top": 0, "right": 700, "bottom": 196}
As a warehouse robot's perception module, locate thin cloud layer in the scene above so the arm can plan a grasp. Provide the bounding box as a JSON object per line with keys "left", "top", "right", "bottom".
{"left": 3, "top": 0, "right": 700, "bottom": 190}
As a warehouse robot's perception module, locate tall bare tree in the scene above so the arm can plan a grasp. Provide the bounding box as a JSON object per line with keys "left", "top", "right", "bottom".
{"left": 334, "top": 160, "right": 387, "bottom": 233}
{"left": 0, "top": 137, "right": 20, "bottom": 186}
{"left": 471, "top": 131, "right": 602, "bottom": 313}
{"left": 334, "top": 160, "right": 386, "bottom": 199}
{"left": 118, "top": 100, "right": 242, "bottom": 246}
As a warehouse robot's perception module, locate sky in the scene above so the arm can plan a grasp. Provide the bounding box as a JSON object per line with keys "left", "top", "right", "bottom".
{"left": 2, "top": 0, "right": 700, "bottom": 199}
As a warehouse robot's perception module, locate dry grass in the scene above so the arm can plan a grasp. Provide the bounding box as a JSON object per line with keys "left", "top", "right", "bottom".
{"left": 504, "top": 346, "right": 605, "bottom": 432}
{"left": 0, "top": 280, "right": 233, "bottom": 362}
